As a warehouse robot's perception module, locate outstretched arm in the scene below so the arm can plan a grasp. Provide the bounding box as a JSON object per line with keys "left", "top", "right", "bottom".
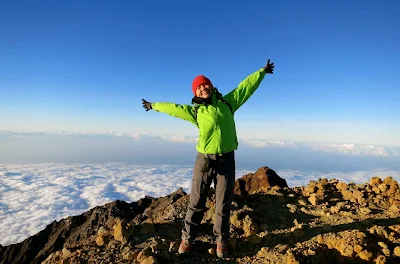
{"left": 223, "top": 60, "right": 274, "bottom": 112}
{"left": 142, "top": 99, "right": 197, "bottom": 126}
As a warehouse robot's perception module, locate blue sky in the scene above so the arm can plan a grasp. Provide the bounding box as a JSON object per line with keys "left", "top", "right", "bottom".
{"left": 0, "top": 0, "right": 398, "bottom": 145}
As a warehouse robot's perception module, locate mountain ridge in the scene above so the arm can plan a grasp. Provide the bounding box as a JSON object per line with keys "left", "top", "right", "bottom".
{"left": 1, "top": 166, "right": 400, "bottom": 263}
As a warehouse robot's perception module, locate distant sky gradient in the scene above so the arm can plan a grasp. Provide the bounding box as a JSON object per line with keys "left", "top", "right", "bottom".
{"left": 1, "top": 0, "right": 398, "bottom": 145}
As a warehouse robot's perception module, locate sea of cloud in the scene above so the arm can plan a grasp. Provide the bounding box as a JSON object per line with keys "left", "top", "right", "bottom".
{"left": 1, "top": 163, "right": 399, "bottom": 246}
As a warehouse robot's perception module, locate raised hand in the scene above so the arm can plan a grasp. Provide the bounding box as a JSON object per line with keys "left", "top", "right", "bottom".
{"left": 263, "top": 59, "right": 274, "bottom": 74}
{"left": 142, "top": 99, "right": 152, "bottom": 111}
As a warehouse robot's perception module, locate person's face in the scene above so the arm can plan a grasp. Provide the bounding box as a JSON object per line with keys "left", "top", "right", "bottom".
{"left": 195, "top": 84, "right": 213, "bottom": 98}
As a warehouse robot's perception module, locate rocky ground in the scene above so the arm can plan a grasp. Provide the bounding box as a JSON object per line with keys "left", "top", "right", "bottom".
{"left": 1, "top": 166, "right": 400, "bottom": 264}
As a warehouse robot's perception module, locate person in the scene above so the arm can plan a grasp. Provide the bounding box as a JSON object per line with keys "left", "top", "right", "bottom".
{"left": 141, "top": 60, "right": 274, "bottom": 258}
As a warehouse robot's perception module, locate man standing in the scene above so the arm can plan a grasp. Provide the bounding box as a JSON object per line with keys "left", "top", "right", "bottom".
{"left": 142, "top": 60, "right": 274, "bottom": 258}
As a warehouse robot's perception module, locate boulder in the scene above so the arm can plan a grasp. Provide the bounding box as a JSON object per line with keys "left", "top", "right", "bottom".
{"left": 234, "top": 166, "right": 288, "bottom": 195}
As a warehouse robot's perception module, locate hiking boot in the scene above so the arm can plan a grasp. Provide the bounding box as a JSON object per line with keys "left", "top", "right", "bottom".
{"left": 178, "top": 240, "right": 192, "bottom": 254}
{"left": 216, "top": 241, "right": 228, "bottom": 258}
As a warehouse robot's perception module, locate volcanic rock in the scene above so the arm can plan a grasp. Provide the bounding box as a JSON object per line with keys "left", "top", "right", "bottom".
{"left": 234, "top": 166, "right": 288, "bottom": 195}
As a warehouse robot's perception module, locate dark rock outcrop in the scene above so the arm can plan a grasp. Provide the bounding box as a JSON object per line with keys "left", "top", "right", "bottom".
{"left": 0, "top": 200, "right": 146, "bottom": 264}
{"left": 140, "top": 187, "right": 187, "bottom": 224}
{"left": 234, "top": 166, "right": 288, "bottom": 195}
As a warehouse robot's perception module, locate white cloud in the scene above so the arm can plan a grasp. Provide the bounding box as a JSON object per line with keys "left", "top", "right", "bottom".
{"left": 238, "top": 138, "right": 400, "bottom": 157}
{"left": 1, "top": 130, "right": 399, "bottom": 157}
{"left": 240, "top": 138, "right": 298, "bottom": 148}
{"left": 308, "top": 143, "right": 394, "bottom": 156}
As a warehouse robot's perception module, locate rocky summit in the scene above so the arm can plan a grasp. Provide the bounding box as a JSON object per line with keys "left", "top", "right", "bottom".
{"left": 1, "top": 166, "right": 400, "bottom": 264}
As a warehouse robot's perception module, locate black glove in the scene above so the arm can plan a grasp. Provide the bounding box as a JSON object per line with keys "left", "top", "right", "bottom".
{"left": 142, "top": 99, "right": 152, "bottom": 111}
{"left": 263, "top": 59, "right": 274, "bottom": 74}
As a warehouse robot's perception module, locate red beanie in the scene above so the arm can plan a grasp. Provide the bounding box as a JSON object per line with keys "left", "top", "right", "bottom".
{"left": 192, "top": 75, "right": 212, "bottom": 95}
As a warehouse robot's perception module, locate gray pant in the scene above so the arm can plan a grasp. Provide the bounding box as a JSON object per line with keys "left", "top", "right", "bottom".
{"left": 182, "top": 151, "right": 235, "bottom": 243}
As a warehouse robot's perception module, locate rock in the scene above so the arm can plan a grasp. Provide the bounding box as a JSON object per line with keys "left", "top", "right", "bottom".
{"left": 336, "top": 182, "right": 348, "bottom": 190}
{"left": 300, "top": 207, "right": 309, "bottom": 214}
{"left": 359, "top": 207, "right": 372, "bottom": 214}
{"left": 96, "top": 234, "right": 110, "bottom": 246}
{"left": 242, "top": 215, "right": 258, "bottom": 236}
{"left": 379, "top": 184, "right": 389, "bottom": 193}
{"left": 352, "top": 190, "right": 363, "bottom": 200}
{"left": 137, "top": 247, "right": 153, "bottom": 262}
{"left": 97, "top": 226, "right": 109, "bottom": 235}
{"left": 394, "top": 246, "right": 400, "bottom": 257}
{"left": 271, "top": 185, "right": 282, "bottom": 192}
{"left": 230, "top": 211, "right": 242, "bottom": 229}
{"left": 107, "top": 240, "right": 118, "bottom": 250}
{"left": 383, "top": 176, "right": 395, "bottom": 185}
{"left": 391, "top": 200, "right": 400, "bottom": 206}
{"left": 208, "top": 248, "right": 215, "bottom": 255}
{"left": 169, "top": 241, "right": 180, "bottom": 253}
{"left": 375, "top": 255, "right": 387, "bottom": 264}
{"left": 113, "top": 219, "right": 134, "bottom": 243}
{"left": 42, "top": 251, "right": 63, "bottom": 264}
{"left": 234, "top": 166, "right": 288, "bottom": 195}
{"left": 370, "top": 177, "right": 382, "bottom": 186}
{"left": 293, "top": 219, "right": 302, "bottom": 228}
{"left": 388, "top": 204, "right": 400, "bottom": 213}
{"left": 298, "top": 198, "right": 308, "bottom": 206}
{"left": 61, "top": 247, "right": 71, "bottom": 258}
{"left": 356, "top": 183, "right": 366, "bottom": 189}
{"left": 358, "top": 250, "right": 373, "bottom": 261}
{"left": 150, "top": 245, "right": 157, "bottom": 253}
{"left": 231, "top": 200, "right": 239, "bottom": 208}
{"left": 308, "top": 196, "right": 319, "bottom": 206}
{"left": 284, "top": 252, "right": 300, "bottom": 264}
{"left": 339, "top": 244, "right": 354, "bottom": 257}
{"left": 319, "top": 178, "right": 329, "bottom": 185}
{"left": 153, "top": 238, "right": 168, "bottom": 252}
{"left": 341, "top": 190, "right": 353, "bottom": 200}
{"left": 141, "top": 188, "right": 187, "bottom": 223}
{"left": 122, "top": 248, "right": 139, "bottom": 261}
{"left": 256, "top": 247, "right": 270, "bottom": 258}
{"left": 286, "top": 204, "right": 297, "bottom": 212}
{"left": 382, "top": 248, "right": 390, "bottom": 256}
{"left": 140, "top": 256, "right": 158, "bottom": 264}
{"left": 305, "top": 183, "right": 317, "bottom": 194}
{"left": 378, "top": 242, "right": 388, "bottom": 249}
{"left": 369, "top": 226, "right": 389, "bottom": 239}
{"left": 354, "top": 244, "right": 363, "bottom": 253}
{"left": 386, "top": 185, "right": 398, "bottom": 196}
{"left": 373, "top": 187, "right": 381, "bottom": 194}
{"left": 330, "top": 205, "right": 342, "bottom": 214}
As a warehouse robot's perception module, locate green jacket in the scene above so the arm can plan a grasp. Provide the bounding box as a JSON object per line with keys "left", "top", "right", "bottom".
{"left": 152, "top": 68, "right": 267, "bottom": 154}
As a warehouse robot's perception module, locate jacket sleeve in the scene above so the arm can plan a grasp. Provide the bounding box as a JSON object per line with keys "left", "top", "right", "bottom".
{"left": 151, "top": 102, "right": 198, "bottom": 126}
{"left": 223, "top": 68, "right": 266, "bottom": 112}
